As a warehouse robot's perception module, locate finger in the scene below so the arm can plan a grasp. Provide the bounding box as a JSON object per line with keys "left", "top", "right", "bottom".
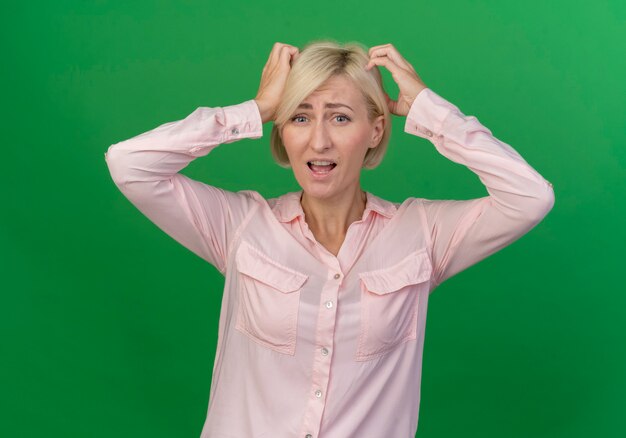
{"left": 268, "top": 42, "right": 286, "bottom": 67}
{"left": 368, "top": 43, "right": 405, "bottom": 67}
{"left": 368, "top": 43, "right": 391, "bottom": 56}
{"left": 366, "top": 55, "right": 404, "bottom": 80}
{"left": 271, "top": 47, "right": 297, "bottom": 78}
{"left": 290, "top": 50, "right": 300, "bottom": 66}
{"left": 369, "top": 46, "right": 414, "bottom": 72}
{"left": 367, "top": 55, "right": 415, "bottom": 86}
{"left": 384, "top": 91, "right": 398, "bottom": 114}
{"left": 369, "top": 43, "right": 400, "bottom": 57}
{"left": 279, "top": 45, "right": 295, "bottom": 68}
{"left": 287, "top": 46, "right": 299, "bottom": 60}
{"left": 276, "top": 44, "right": 299, "bottom": 67}
{"left": 267, "top": 45, "right": 289, "bottom": 74}
{"left": 369, "top": 44, "right": 414, "bottom": 72}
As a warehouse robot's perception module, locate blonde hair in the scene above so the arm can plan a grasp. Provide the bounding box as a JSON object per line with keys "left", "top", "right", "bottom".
{"left": 270, "top": 39, "right": 392, "bottom": 170}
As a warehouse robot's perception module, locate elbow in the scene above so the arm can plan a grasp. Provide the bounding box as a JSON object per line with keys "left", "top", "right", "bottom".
{"left": 527, "top": 180, "right": 556, "bottom": 224}
{"left": 104, "top": 142, "right": 133, "bottom": 187}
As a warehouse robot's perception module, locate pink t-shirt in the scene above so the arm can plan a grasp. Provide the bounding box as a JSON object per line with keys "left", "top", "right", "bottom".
{"left": 105, "top": 88, "right": 554, "bottom": 438}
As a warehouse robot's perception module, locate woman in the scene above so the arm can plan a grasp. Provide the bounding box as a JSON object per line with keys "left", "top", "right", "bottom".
{"left": 105, "top": 40, "right": 554, "bottom": 438}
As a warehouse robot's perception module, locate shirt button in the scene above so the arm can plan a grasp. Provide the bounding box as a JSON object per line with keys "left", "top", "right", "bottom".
{"left": 325, "top": 300, "right": 333, "bottom": 309}
{"left": 424, "top": 128, "right": 433, "bottom": 137}
{"left": 231, "top": 127, "right": 239, "bottom": 134}
{"left": 321, "top": 347, "right": 329, "bottom": 355}
{"left": 333, "top": 273, "right": 340, "bottom": 279}
{"left": 305, "top": 435, "right": 313, "bottom": 438}
{"left": 315, "top": 389, "right": 322, "bottom": 398}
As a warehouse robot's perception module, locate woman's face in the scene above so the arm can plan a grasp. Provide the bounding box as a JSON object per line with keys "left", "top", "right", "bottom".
{"left": 280, "top": 74, "right": 384, "bottom": 202}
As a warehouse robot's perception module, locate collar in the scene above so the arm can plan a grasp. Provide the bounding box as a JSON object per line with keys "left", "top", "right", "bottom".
{"left": 272, "top": 190, "right": 397, "bottom": 223}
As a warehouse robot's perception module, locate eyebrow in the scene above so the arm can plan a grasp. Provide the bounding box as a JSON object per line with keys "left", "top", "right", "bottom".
{"left": 297, "top": 102, "right": 354, "bottom": 111}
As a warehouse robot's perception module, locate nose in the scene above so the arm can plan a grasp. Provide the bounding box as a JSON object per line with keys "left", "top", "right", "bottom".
{"left": 309, "top": 119, "right": 332, "bottom": 152}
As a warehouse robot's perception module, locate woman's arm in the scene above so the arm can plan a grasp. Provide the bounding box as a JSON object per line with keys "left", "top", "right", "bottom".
{"left": 367, "top": 44, "right": 554, "bottom": 290}
{"left": 404, "top": 88, "right": 555, "bottom": 288}
{"left": 104, "top": 43, "right": 299, "bottom": 274}
{"left": 104, "top": 99, "right": 263, "bottom": 274}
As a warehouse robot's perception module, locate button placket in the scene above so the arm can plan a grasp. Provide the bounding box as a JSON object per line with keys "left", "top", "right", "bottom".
{"left": 300, "top": 269, "right": 342, "bottom": 437}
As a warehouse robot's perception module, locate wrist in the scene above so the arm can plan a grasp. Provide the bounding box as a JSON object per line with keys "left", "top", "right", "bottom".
{"left": 253, "top": 99, "right": 273, "bottom": 124}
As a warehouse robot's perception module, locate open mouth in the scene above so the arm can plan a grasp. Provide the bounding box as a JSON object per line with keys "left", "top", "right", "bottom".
{"left": 307, "top": 161, "right": 337, "bottom": 174}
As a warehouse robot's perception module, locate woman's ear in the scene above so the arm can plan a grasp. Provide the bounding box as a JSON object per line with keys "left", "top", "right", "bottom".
{"left": 370, "top": 115, "right": 385, "bottom": 148}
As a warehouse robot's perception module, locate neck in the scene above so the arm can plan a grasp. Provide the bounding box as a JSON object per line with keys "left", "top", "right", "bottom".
{"left": 300, "top": 187, "right": 367, "bottom": 239}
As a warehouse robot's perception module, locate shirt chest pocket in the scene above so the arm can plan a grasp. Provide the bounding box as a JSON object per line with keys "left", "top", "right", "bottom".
{"left": 234, "top": 240, "right": 309, "bottom": 355}
{"left": 356, "top": 248, "right": 432, "bottom": 361}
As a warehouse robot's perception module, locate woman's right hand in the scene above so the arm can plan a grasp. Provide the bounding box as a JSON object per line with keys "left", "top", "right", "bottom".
{"left": 254, "top": 42, "right": 300, "bottom": 124}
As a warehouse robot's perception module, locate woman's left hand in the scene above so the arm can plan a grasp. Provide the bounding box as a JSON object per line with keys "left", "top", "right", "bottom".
{"left": 365, "top": 44, "right": 428, "bottom": 117}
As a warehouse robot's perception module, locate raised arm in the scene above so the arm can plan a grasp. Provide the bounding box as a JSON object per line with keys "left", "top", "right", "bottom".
{"left": 367, "top": 43, "right": 555, "bottom": 289}
{"left": 405, "top": 87, "right": 554, "bottom": 288}
{"left": 105, "top": 43, "right": 301, "bottom": 274}
{"left": 104, "top": 100, "right": 263, "bottom": 274}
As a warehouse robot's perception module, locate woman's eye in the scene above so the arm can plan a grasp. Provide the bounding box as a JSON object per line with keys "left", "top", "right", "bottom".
{"left": 290, "top": 114, "right": 351, "bottom": 123}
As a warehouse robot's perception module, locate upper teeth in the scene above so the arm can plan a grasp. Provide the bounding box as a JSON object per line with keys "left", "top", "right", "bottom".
{"left": 310, "top": 161, "right": 334, "bottom": 165}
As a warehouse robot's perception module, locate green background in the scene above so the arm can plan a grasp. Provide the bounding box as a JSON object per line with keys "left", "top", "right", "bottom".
{"left": 2, "top": 1, "right": 624, "bottom": 436}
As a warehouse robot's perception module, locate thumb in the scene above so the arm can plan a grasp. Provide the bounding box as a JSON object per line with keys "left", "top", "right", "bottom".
{"left": 385, "top": 91, "right": 398, "bottom": 115}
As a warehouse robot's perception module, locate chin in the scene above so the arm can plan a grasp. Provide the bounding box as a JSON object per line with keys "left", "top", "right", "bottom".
{"left": 302, "top": 183, "right": 346, "bottom": 201}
